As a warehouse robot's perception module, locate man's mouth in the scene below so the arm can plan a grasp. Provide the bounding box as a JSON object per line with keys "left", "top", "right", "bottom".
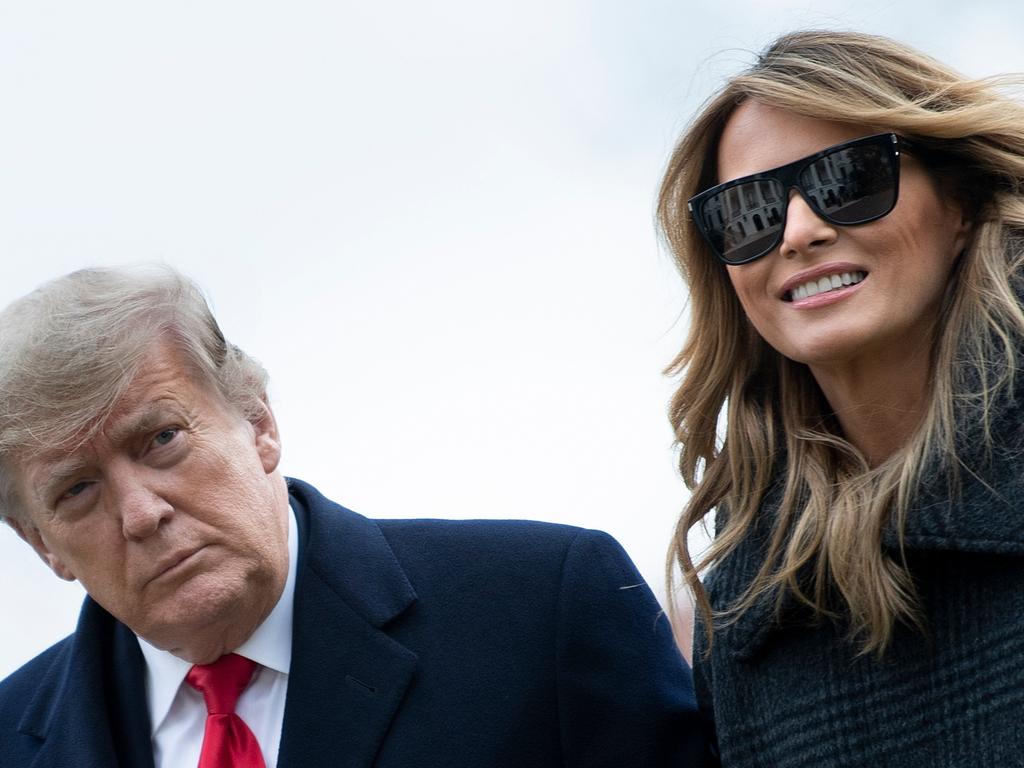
{"left": 147, "top": 546, "right": 206, "bottom": 586}
{"left": 786, "top": 270, "right": 866, "bottom": 302}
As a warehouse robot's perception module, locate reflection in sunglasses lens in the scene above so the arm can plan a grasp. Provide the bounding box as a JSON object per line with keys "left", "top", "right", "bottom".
{"left": 801, "top": 145, "right": 896, "bottom": 224}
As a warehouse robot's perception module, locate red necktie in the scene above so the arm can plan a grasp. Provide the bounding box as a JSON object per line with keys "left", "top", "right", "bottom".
{"left": 186, "top": 653, "right": 267, "bottom": 768}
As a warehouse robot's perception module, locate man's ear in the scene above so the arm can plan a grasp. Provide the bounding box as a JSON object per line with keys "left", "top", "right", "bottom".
{"left": 250, "top": 396, "right": 282, "bottom": 475}
{"left": 3, "top": 517, "right": 77, "bottom": 582}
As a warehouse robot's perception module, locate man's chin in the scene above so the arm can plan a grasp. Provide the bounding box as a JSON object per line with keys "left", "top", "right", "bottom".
{"left": 130, "top": 573, "right": 265, "bottom": 657}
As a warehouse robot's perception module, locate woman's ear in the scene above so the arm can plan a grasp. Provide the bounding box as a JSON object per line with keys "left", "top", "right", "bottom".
{"left": 951, "top": 206, "right": 974, "bottom": 256}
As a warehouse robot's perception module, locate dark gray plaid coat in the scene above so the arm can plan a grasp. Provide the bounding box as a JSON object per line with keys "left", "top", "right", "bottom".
{"left": 695, "top": 409, "right": 1024, "bottom": 767}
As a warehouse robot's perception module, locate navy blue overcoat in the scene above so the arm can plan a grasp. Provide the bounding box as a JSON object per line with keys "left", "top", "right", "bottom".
{"left": 0, "top": 478, "right": 708, "bottom": 767}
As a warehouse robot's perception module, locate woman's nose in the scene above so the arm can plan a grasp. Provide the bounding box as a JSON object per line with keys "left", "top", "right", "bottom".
{"left": 778, "top": 190, "right": 839, "bottom": 259}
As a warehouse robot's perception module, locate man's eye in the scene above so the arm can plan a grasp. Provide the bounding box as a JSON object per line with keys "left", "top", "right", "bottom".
{"left": 153, "top": 428, "right": 179, "bottom": 446}
{"left": 62, "top": 481, "right": 90, "bottom": 500}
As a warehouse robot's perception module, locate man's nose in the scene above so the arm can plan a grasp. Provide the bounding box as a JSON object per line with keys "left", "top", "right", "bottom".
{"left": 110, "top": 468, "right": 173, "bottom": 540}
{"left": 779, "top": 190, "right": 839, "bottom": 259}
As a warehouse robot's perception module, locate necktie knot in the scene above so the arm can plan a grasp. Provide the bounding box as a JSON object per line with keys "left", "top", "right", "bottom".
{"left": 184, "top": 653, "right": 266, "bottom": 768}
{"left": 186, "top": 653, "right": 259, "bottom": 715}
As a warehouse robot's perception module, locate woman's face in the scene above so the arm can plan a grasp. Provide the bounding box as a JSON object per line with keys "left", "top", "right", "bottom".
{"left": 717, "top": 101, "right": 971, "bottom": 371}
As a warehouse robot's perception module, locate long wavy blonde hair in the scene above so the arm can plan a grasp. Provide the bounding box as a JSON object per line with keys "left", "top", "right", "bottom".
{"left": 659, "top": 30, "right": 1024, "bottom": 654}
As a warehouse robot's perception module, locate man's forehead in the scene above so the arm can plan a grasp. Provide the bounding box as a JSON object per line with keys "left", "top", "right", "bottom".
{"left": 22, "top": 418, "right": 104, "bottom": 474}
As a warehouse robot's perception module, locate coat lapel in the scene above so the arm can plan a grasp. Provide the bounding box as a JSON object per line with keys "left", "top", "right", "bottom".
{"left": 105, "top": 620, "right": 156, "bottom": 768}
{"left": 702, "top": 477, "right": 795, "bottom": 663}
{"left": 277, "top": 479, "right": 418, "bottom": 768}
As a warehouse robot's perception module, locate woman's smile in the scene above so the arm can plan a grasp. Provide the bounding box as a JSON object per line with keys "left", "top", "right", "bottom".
{"left": 780, "top": 263, "right": 868, "bottom": 305}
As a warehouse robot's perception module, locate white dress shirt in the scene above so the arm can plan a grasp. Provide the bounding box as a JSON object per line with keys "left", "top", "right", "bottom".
{"left": 137, "top": 505, "right": 299, "bottom": 768}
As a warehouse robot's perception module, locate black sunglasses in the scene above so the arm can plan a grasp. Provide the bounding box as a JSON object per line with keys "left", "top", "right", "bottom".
{"left": 688, "top": 133, "right": 904, "bottom": 265}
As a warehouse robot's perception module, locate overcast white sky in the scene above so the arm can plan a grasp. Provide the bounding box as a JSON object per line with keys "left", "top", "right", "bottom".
{"left": 2, "top": 1, "right": 1023, "bottom": 678}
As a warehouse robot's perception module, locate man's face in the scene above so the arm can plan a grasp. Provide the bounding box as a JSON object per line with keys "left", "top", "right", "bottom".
{"left": 9, "top": 341, "right": 289, "bottom": 663}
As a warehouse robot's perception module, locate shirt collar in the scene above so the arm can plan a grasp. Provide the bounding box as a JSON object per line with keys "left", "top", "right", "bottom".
{"left": 137, "top": 502, "right": 299, "bottom": 734}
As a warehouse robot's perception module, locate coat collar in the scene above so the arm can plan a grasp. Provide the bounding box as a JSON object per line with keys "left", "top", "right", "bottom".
{"left": 713, "top": 397, "right": 1024, "bottom": 662}
{"left": 885, "top": 405, "right": 1024, "bottom": 553}
{"left": 276, "top": 478, "right": 419, "bottom": 768}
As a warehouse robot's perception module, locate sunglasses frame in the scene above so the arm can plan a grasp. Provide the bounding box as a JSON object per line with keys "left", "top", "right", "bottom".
{"left": 688, "top": 133, "right": 904, "bottom": 265}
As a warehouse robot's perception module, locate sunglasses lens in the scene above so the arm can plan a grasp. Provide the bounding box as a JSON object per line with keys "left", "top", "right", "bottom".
{"left": 698, "top": 179, "right": 786, "bottom": 264}
{"left": 799, "top": 143, "right": 897, "bottom": 225}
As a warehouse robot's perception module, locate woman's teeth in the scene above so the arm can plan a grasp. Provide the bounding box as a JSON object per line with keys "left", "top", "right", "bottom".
{"left": 789, "top": 271, "right": 866, "bottom": 301}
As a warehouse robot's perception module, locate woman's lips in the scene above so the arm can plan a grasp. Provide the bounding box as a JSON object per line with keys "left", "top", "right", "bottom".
{"left": 788, "top": 276, "right": 867, "bottom": 308}
{"left": 779, "top": 261, "right": 870, "bottom": 304}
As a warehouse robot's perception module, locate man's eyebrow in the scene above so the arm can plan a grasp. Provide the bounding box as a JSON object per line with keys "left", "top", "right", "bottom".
{"left": 105, "top": 403, "right": 178, "bottom": 445}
